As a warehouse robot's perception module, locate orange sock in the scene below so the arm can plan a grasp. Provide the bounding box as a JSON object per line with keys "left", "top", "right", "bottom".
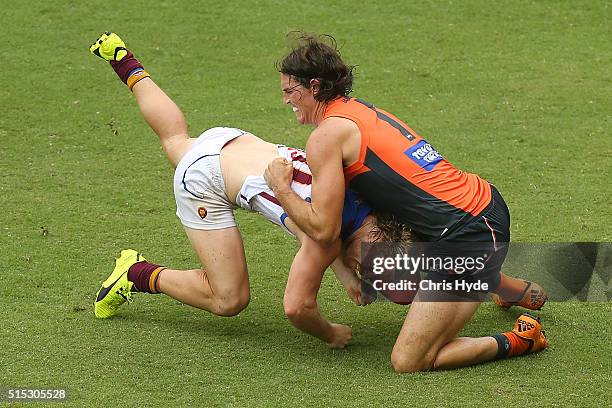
{"left": 494, "top": 274, "right": 529, "bottom": 303}
{"left": 492, "top": 332, "right": 533, "bottom": 358}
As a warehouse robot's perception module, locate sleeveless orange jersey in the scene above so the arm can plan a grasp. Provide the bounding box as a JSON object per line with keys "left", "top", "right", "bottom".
{"left": 323, "top": 97, "right": 492, "bottom": 240}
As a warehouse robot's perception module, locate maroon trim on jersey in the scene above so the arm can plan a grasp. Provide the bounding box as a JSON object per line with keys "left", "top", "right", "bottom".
{"left": 291, "top": 155, "right": 307, "bottom": 163}
{"left": 258, "top": 191, "right": 281, "bottom": 206}
{"left": 286, "top": 148, "right": 308, "bottom": 163}
{"left": 292, "top": 169, "right": 312, "bottom": 185}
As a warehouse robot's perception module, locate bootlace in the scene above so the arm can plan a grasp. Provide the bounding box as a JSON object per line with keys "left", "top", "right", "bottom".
{"left": 115, "top": 286, "right": 134, "bottom": 305}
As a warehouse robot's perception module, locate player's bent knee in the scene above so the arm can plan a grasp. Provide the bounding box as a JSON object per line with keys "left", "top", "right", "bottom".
{"left": 214, "top": 290, "right": 250, "bottom": 317}
{"left": 390, "top": 348, "right": 435, "bottom": 374}
{"left": 215, "top": 296, "right": 249, "bottom": 317}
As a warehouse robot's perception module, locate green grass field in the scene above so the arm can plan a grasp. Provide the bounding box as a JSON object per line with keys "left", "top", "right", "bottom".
{"left": 1, "top": 0, "right": 610, "bottom": 406}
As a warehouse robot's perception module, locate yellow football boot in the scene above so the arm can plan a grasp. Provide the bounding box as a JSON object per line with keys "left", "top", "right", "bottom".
{"left": 94, "top": 249, "right": 144, "bottom": 318}
{"left": 89, "top": 32, "right": 128, "bottom": 61}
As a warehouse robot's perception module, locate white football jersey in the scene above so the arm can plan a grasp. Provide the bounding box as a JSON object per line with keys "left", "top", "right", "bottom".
{"left": 236, "top": 145, "right": 312, "bottom": 235}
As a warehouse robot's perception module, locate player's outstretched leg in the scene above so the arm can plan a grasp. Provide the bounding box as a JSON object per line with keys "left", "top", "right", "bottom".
{"left": 95, "top": 246, "right": 250, "bottom": 318}
{"left": 94, "top": 249, "right": 164, "bottom": 318}
{"left": 89, "top": 31, "right": 191, "bottom": 167}
{"left": 491, "top": 274, "right": 547, "bottom": 310}
{"left": 390, "top": 299, "right": 549, "bottom": 373}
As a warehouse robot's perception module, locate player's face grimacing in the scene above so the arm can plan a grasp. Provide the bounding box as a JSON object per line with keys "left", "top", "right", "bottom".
{"left": 280, "top": 74, "right": 319, "bottom": 125}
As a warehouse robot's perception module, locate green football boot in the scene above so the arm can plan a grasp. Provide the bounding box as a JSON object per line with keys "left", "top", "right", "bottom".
{"left": 94, "top": 249, "right": 143, "bottom": 318}
{"left": 89, "top": 31, "right": 128, "bottom": 61}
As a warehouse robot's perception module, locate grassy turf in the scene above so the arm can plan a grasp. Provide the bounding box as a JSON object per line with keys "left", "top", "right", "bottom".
{"left": 1, "top": 0, "right": 610, "bottom": 406}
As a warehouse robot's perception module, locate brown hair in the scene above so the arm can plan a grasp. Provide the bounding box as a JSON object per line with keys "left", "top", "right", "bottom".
{"left": 278, "top": 32, "right": 354, "bottom": 103}
{"left": 341, "top": 212, "right": 421, "bottom": 277}
{"left": 370, "top": 211, "right": 421, "bottom": 244}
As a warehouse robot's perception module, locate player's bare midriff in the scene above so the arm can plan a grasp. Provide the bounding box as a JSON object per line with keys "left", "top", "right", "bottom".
{"left": 219, "top": 132, "right": 280, "bottom": 202}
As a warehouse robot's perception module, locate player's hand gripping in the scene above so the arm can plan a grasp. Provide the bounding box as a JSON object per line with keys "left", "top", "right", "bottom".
{"left": 340, "top": 272, "right": 375, "bottom": 307}
{"left": 264, "top": 158, "right": 294, "bottom": 194}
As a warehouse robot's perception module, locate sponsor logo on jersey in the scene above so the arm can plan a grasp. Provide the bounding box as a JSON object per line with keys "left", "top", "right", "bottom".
{"left": 198, "top": 207, "right": 208, "bottom": 219}
{"left": 404, "top": 140, "right": 443, "bottom": 171}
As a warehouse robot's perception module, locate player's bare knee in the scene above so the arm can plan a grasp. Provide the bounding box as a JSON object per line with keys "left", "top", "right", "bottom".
{"left": 211, "top": 284, "right": 250, "bottom": 316}
{"left": 391, "top": 336, "right": 436, "bottom": 373}
{"left": 390, "top": 350, "right": 434, "bottom": 374}
{"left": 214, "top": 292, "right": 250, "bottom": 317}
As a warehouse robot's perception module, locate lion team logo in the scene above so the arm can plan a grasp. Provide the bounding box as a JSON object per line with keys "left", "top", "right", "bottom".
{"left": 198, "top": 207, "right": 208, "bottom": 219}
